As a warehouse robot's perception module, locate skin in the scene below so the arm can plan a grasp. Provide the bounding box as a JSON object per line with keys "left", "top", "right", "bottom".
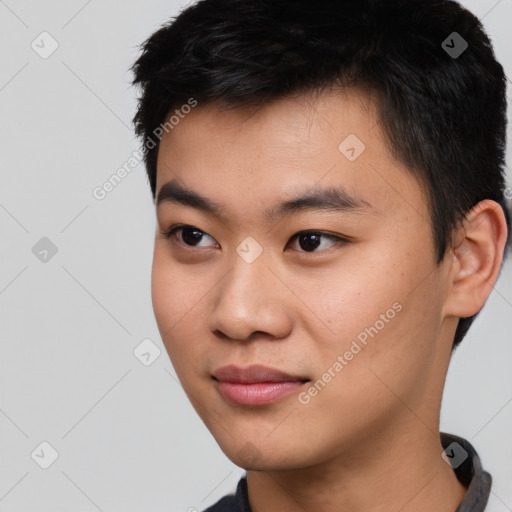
{"left": 151, "top": 87, "right": 508, "bottom": 512}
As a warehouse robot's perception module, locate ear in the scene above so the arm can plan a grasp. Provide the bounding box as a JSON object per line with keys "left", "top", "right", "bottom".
{"left": 443, "top": 199, "right": 509, "bottom": 319}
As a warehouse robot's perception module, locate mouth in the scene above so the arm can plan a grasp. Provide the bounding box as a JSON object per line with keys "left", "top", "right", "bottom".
{"left": 212, "top": 364, "right": 310, "bottom": 406}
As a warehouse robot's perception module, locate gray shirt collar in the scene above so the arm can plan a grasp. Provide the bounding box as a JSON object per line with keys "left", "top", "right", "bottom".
{"left": 441, "top": 432, "right": 492, "bottom": 512}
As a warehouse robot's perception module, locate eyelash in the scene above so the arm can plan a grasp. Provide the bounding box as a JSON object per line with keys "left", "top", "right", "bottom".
{"left": 160, "top": 225, "right": 349, "bottom": 253}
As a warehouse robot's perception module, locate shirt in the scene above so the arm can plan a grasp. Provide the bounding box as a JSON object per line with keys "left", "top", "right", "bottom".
{"left": 203, "top": 432, "right": 492, "bottom": 512}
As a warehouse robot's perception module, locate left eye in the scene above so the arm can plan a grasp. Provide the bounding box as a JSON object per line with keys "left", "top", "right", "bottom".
{"left": 161, "top": 226, "right": 347, "bottom": 253}
{"left": 287, "top": 231, "right": 346, "bottom": 253}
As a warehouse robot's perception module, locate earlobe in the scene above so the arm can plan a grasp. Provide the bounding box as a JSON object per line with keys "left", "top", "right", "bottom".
{"left": 444, "top": 200, "right": 508, "bottom": 319}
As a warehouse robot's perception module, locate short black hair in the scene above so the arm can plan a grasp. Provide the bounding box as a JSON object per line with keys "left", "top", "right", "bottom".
{"left": 131, "top": 0, "right": 511, "bottom": 349}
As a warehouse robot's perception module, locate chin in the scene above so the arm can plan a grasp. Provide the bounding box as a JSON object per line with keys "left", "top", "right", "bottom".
{"left": 223, "top": 441, "right": 309, "bottom": 472}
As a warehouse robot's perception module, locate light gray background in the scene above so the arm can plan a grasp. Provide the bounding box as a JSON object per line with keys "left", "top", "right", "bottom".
{"left": 0, "top": 1, "right": 511, "bottom": 511}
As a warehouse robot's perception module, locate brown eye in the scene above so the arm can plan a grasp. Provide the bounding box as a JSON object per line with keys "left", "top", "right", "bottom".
{"left": 180, "top": 227, "right": 206, "bottom": 246}
{"left": 161, "top": 225, "right": 218, "bottom": 248}
{"left": 288, "top": 231, "right": 348, "bottom": 253}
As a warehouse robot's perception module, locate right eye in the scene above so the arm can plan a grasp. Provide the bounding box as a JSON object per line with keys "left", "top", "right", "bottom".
{"left": 160, "top": 225, "right": 219, "bottom": 249}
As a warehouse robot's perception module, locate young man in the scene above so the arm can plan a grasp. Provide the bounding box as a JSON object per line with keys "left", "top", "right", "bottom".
{"left": 131, "top": 0, "right": 511, "bottom": 510}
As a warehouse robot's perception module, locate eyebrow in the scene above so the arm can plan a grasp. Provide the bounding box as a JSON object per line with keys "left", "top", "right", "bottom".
{"left": 156, "top": 179, "right": 375, "bottom": 222}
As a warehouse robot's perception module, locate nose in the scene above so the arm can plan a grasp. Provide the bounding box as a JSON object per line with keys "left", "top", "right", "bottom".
{"left": 208, "top": 254, "right": 293, "bottom": 342}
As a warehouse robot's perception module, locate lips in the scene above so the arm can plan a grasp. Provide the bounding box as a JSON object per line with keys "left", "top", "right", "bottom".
{"left": 212, "top": 364, "right": 309, "bottom": 384}
{"left": 212, "top": 365, "right": 310, "bottom": 406}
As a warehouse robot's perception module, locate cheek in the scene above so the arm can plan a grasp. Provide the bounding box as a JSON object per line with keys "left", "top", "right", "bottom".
{"left": 304, "top": 256, "right": 401, "bottom": 344}
{"left": 306, "top": 242, "right": 438, "bottom": 372}
{"left": 150, "top": 249, "right": 203, "bottom": 360}
{"left": 151, "top": 250, "right": 175, "bottom": 332}
{"left": 151, "top": 246, "right": 202, "bottom": 324}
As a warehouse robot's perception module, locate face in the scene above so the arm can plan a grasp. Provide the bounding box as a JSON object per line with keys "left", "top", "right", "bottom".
{"left": 152, "top": 88, "right": 455, "bottom": 470}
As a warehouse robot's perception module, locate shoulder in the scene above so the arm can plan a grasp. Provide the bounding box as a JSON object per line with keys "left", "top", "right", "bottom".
{"left": 202, "top": 494, "right": 238, "bottom": 512}
{"left": 201, "top": 475, "right": 250, "bottom": 512}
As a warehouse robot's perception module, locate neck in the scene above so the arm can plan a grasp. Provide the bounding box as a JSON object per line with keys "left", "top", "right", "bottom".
{"left": 246, "top": 421, "right": 468, "bottom": 512}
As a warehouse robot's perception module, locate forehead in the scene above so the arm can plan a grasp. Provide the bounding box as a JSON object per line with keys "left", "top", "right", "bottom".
{"left": 155, "top": 88, "right": 428, "bottom": 227}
